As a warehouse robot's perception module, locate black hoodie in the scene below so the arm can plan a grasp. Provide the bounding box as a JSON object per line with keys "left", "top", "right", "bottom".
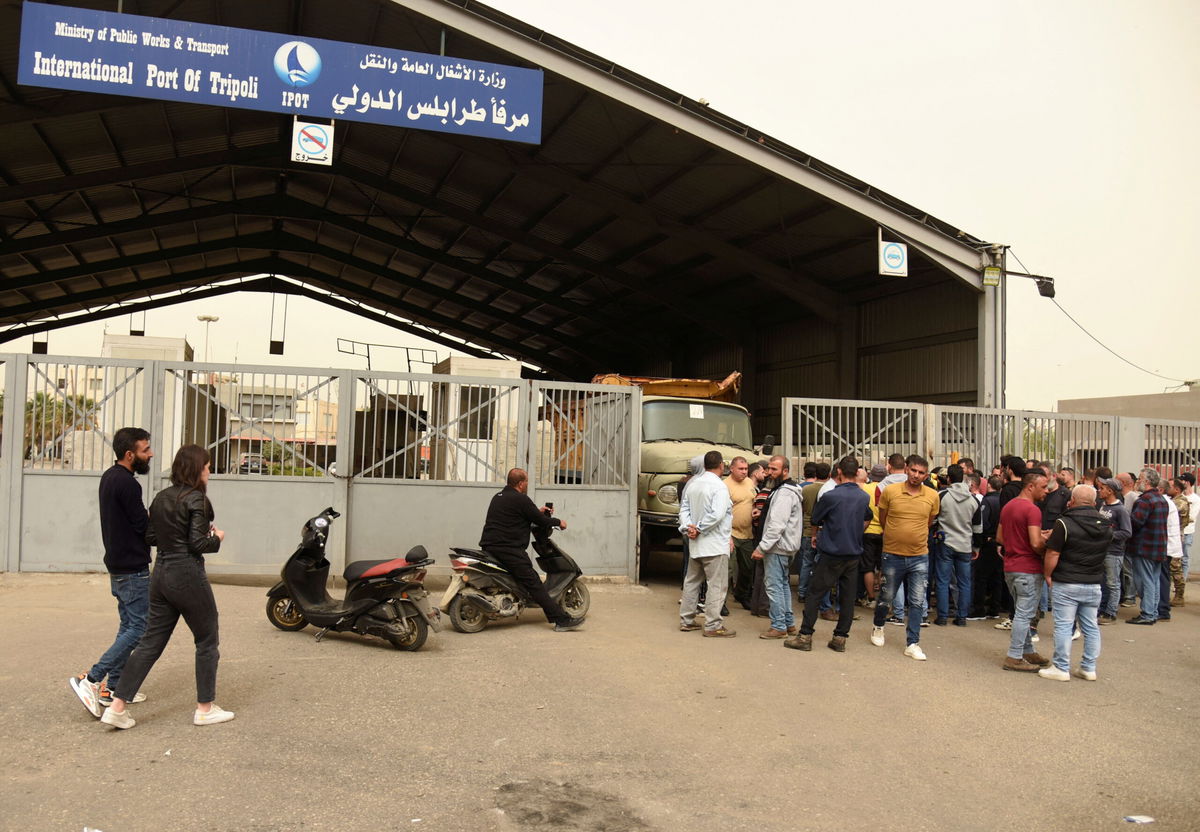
{"left": 1045, "top": 505, "right": 1110, "bottom": 584}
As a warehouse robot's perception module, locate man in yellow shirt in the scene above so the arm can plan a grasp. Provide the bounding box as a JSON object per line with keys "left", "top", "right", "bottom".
{"left": 725, "top": 456, "right": 758, "bottom": 609}
{"left": 870, "top": 454, "right": 940, "bottom": 660}
{"left": 858, "top": 464, "right": 885, "bottom": 605}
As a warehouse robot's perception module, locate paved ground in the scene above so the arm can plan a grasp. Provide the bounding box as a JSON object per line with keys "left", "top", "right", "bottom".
{"left": 2, "top": 569, "right": 1198, "bottom": 832}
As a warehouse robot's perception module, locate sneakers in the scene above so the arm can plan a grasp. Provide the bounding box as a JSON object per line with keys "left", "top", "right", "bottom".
{"left": 679, "top": 622, "right": 703, "bottom": 632}
{"left": 903, "top": 643, "right": 927, "bottom": 661}
{"left": 1119, "top": 598, "right": 1136, "bottom": 607}
{"left": 870, "top": 626, "right": 885, "bottom": 647}
{"left": 783, "top": 633, "right": 812, "bottom": 651}
{"left": 759, "top": 628, "right": 788, "bottom": 639}
{"left": 1038, "top": 666, "right": 1070, "bottom": 681}
{"left": 953, "top": 617, "right": 967, "bottom": 627}
{"left": 702, "top": 627, "right": 736, "bottom": 638}
{"left": 97, "top": 683, "right": 146, "bottom": 706}
{"left": 70, "top": 674, "right": 102, "bottom": 718}
{"left": 827, "top": 635, "right": 847, "bottom": 653}
{"left": 553, "top": 616, "right": 585, "bottom": 632}
{"left": 1071, "top": 627, "right": 1082, "bottom": 641}
{"left": 1098, "top": 614, "right": 1117, "bottom": 625}
{"left": 1030, "top": 631, "right": 1040, "bottom": 643}
{"left": 1125, "top": 616, "right": 1156, "bottom": 625}
{"left": 194, "top": 704, "right": 235, "bottom": 726}
{"left": 100, "top": 706, "right": 135, "bottom": 729}
{"left": 994, "top": 618, "right": 1013, "bottom": 630}
{"left": 1072, "top": 668, "right": 1098, "bottom": 681}
{"left": 885, "top": 615, "right": 905, "bottom": 626}
{"left": 933, "top": 617, "right": 948, "bottom": 626}
{"left": 1002, "top": 656, "right": 1039, "bottom": 672}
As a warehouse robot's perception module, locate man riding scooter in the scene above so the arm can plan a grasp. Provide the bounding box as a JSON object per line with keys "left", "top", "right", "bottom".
{"left": 480, "top": 468, "right": 585, "bottom": 632}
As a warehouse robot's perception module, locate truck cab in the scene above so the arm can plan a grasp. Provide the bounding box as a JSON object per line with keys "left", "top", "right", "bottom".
{"left": 637, "top": 395, "right": 755, "bottom": 549}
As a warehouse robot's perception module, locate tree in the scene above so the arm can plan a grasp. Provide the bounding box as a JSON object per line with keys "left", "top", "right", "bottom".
{"left": 23, "top": 392, "right": 97, "bottom": 459}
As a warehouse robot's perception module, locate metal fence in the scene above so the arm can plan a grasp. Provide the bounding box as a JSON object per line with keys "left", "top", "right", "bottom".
{"left": 782, "top": 398, "right": 923, "bottom": 464}
{"left": 783, "top": 397, "right": 1130, "bottom": 476}
{"left": 932, "top": 407, "right": 1115, "bottom": 472}
{"left": 0, "top": 353, "right": 639, "bottom": 577}
{"left": 1142, "top": 420, "right": 1200, "bottom": 479}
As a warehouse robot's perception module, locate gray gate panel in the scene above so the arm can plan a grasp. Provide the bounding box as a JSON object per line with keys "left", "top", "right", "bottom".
{"left": 17, "top": 473, "right": 103, "bottom": 571}
{"left": 783, "top": 397, "right": 923, "bottom": 465}
{"left": 1142, "top": 420, "right": 1200, "bottom": 478}
{"left": 535, "top": 487, "right": 631, "bottom": 576}
{"left": 343, "top": 480, "right": 498, "bottom": 570}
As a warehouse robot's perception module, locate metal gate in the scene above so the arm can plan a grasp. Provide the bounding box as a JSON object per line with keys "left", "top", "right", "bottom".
{"left": 1, "top": 354, "right": 637, "bottom": 579}
{"left": 932, "top": 407, "right": 1115, "bottom": 472}
{"left": 782, "top": 398, "right": 924, "bottom": 465}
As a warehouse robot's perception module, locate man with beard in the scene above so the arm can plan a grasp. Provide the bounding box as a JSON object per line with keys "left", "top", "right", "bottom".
{"left": 70, "top": 427, "right": 155, "bottom": 719}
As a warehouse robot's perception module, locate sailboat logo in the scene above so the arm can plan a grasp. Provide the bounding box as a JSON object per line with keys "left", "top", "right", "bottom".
{"left": 273, "top": 41, "right": 322, "bottom": 87}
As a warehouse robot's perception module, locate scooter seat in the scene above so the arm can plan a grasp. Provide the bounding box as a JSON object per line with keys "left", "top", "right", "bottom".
{"left": 343, "top": 558, "right": 415, "bottom": 582}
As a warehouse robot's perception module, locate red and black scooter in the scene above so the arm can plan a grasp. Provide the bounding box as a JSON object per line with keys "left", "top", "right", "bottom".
{"left": 266, "top": 507, "right": 441, "bottom": 651}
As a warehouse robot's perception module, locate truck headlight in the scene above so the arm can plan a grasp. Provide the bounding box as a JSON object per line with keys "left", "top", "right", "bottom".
{"left": 657, "top": 483, "right": 678, "bottom": 505}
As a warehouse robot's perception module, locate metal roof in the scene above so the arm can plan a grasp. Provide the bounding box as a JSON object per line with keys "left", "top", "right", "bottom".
{"left": 0, "top": 0, "right": 993, "bottom": 379}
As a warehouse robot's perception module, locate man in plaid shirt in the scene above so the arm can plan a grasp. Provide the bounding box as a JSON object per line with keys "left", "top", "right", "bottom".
{"left": 1127, "top": 468, "right": 1170, "bottom": 625}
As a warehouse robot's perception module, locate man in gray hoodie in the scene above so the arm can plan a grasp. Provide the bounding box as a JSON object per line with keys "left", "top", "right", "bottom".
{"left": 935, "top": 464, "right": 982, "bottom": 626}
{"left": 752, "top": 455, "right": 805, "bottom": 638}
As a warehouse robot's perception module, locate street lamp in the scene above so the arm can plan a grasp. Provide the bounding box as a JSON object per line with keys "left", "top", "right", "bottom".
{"left": 196, "top": 315, "right": 219, "bottom": 362}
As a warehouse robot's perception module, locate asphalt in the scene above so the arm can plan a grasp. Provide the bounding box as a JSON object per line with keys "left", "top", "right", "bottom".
{"left": 2, "top": 568, "right": 1198, "bottom": 832}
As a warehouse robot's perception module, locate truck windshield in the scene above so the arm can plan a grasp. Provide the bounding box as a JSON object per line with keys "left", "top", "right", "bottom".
{"left": 642, "top": 400, "right": 753, "bottom": 449}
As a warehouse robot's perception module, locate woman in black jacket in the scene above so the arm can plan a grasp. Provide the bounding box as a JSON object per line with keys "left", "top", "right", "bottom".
{"left": 101, "top": 444, "right": 233, "bottom": 729}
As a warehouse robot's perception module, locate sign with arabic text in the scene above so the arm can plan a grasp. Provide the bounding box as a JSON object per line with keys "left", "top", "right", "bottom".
{"left": 18, "top": 1, "right": 542, "bottom": 144}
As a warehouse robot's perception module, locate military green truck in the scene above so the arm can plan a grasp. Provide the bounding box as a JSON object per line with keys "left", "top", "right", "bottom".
{"left": 592, "top": 373, "right": 764, "bottom": 558}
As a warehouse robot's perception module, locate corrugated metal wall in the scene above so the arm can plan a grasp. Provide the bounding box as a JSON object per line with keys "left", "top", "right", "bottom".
{"left": 624, "top": 278, "right": 979, "bottom": 441}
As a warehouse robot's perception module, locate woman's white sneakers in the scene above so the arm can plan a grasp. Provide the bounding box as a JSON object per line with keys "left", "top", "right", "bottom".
{"left": 100, "top": 707, "right": 136, "bottom": 729}
{"left": 194, "top": 704, "right": 235, "bottom": 726}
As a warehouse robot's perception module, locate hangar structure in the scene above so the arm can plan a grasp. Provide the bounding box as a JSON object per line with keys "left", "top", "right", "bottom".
{"left": 0, "top": 0, "right": 1006, "bottom": 437}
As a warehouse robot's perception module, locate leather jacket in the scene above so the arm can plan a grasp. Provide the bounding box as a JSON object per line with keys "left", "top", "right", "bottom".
{"left": 146, "top": 485, "right": 221, "bottom": 557}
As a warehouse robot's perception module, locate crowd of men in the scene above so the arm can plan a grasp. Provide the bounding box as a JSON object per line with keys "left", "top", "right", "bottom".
{"left": 677, "top": 450, "right": 1196, "bottom": 680}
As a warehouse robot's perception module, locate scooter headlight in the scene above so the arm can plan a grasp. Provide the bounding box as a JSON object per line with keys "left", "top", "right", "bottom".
{"left": 313, "top": 517, "right": 329, "bottom": 529}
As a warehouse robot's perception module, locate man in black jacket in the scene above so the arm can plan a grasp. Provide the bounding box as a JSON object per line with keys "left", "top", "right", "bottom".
{"left": 70, "top": 427, "right": 154, "bottom": 718}
{"left": 480, "top": 468, "right": 584, "bottom": 631}
{"left": 1040, "top": 484, "right": 1110, "bottom": 682}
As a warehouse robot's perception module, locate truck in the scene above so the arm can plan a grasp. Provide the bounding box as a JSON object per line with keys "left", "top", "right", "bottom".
{"left": 591, "top": 372, "right": 764, "bottom": 557}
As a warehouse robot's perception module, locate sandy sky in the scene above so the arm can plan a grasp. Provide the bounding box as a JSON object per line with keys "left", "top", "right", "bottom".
{"left": 5, "top": 0, "right": 1198, "bottom": 412}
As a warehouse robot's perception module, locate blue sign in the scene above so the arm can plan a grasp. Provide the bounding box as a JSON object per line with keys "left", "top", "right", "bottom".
{"left": 17, "top": 2, "right": 542, "bottom": 144}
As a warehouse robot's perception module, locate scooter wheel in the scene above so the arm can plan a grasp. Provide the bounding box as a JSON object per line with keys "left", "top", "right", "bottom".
{"left": 266, "top": 596, "right": 308, "bottom": 631}
{"left": 561, "top": 580, "right": 591, "bottom": 619}
{"left": 448, "top": 595, "right": 487, "bottom": 633}
{"left": 387, "top": 614, "right": 428, "bottom": 651}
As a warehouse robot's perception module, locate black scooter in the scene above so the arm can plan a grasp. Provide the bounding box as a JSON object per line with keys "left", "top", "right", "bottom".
{"left": 266, "top": 507, "right": 441, "bottom": 651}
{"left": 439, "top": 523, "right": 590, "bottom": 632}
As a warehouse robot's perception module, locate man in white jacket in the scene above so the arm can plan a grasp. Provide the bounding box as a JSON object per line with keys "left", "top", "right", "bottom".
{"left": 753, "top": 455, "right": 805, "bottom": 639}
{"left": 678, "top": 450, "right": 735, "bottom": 637}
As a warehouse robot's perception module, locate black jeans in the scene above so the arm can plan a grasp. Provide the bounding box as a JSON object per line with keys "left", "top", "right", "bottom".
{"left": 115, "top": 553, "right": 220, "bottom": 704}
{"left": 487, "top": 548, "right": 570, "bottom": 624}
{"left": 800, "top": 554, "right": 859, "bottom": 637}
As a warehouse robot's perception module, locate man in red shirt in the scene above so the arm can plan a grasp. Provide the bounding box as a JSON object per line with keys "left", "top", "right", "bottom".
{"left": 997, "top": 471, "right": 1052, "bottom": 672}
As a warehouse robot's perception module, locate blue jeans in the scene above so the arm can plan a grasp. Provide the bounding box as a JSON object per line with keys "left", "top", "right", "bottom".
{"left": 1131, "top": 558, "right": 1161, "bottom": 621}
{"left": 1051, "top": 582, "right": 1102, "bottom": 672}
{"left": 796, "top": 537, "right": 831, "bottom": 611}
{"left": 763, "top": 552, "right": 795, "bottom": 632}
{"left": 87, "top": 569, "right": 150, "bottom": 693}
{"left": 1100, "top": 554, "right": 1123, "bottom": 617}
{"left": 935, "top": 547, "right": 973, "bottom": 619}
{"left": 1184, "top": 533, "right": 1193, "bottom": 583}
{"left": 873, "top": 553, "right": 928, "bottom": 645}
{"left": 1004, "top": 571, "right": 1043, "bottom": 659}
{"left": 1157, "top": 560, "right": 1173, "bottom": 620}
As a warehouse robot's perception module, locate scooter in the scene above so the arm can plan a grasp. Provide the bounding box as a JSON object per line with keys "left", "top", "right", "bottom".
{"left": 266, "top": 507, "right": 441, "bottom": 651}
{"left": 440, "top": 523, "right": 590, "bottom": 632}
